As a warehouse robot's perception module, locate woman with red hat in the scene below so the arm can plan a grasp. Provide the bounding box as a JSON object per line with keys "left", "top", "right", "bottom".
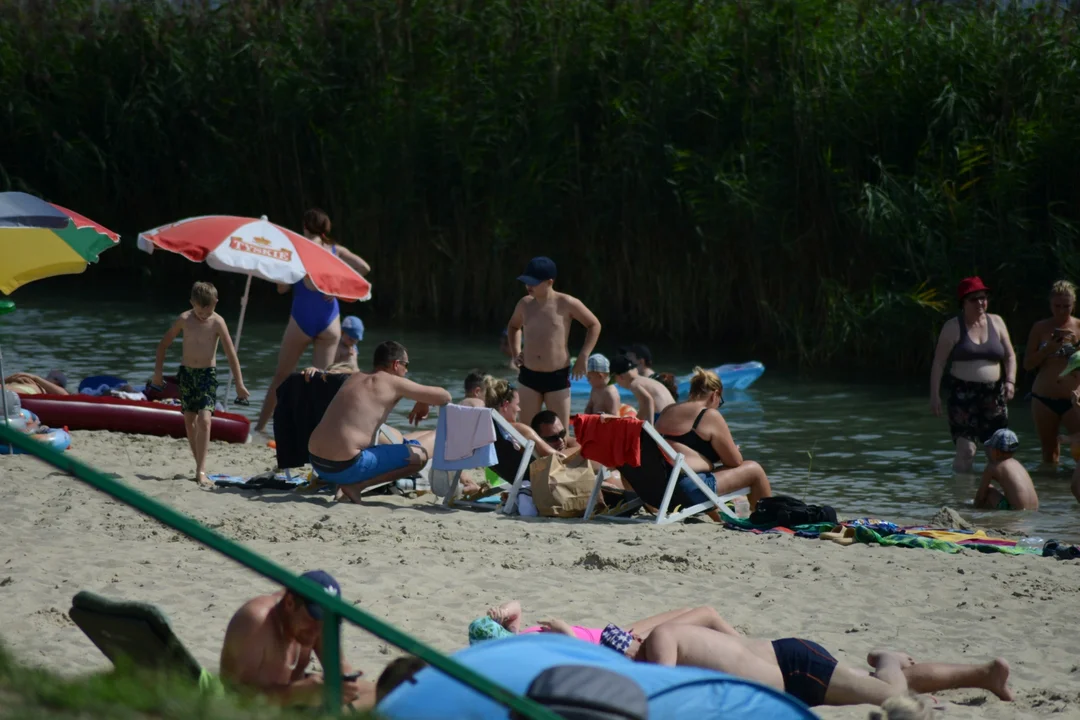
{"left": 1023, "top": 280, "right": 1080, "bottom": 463}
{"left": 929, "top": 277, "right": 1017, "bottom": 473}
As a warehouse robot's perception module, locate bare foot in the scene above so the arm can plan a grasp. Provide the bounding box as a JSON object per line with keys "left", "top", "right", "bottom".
{"left": 985, "top": 657, "right": 1014, "bottom": 702}
{"left": 334, "top": 487, "right": 355, "bottom": 504}
{"left": 195, "top": 472, "right": 215, "bottom": 490}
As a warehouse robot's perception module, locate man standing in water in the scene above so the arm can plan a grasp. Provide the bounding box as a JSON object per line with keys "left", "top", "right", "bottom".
{"left": 220, "top": 570, "right": 375, "bottom": 709}
{"left": 507, "top": 256, "right": 602, "bottom": 428}
{"left": 308, "top": 341, "right": 451, "bottom": 502}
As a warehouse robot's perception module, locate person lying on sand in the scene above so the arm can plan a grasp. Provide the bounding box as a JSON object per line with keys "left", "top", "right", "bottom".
{"left": 308, "top": 340, "right": 451, "bottom": 503}
{"left": 468, "top": 600, "right": 740, "bottom": 647}
{"left": 3, "top": 370, "right": 69, "bottom": 396}
{"left": 596, "top": 621, "right": 1012, "bottom": 709}
{"left": 975, "top": 429, "right": 1038, "bottom": 511}
{"left": 219, "top": 570, "right": 375, "bottom": 710}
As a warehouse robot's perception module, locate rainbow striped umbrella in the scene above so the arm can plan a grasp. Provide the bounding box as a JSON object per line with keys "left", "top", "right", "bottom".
{"left": 0, "top": 192, "right": 120, "bottom": 295}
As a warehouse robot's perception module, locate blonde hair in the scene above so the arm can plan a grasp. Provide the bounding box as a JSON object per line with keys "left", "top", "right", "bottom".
{"left": 1051, "top": 280, "right": 1077, "bottom": 301}
{"left": 687, "top": 366, "right": 722, "bottom": 400}
{"left": 867, "top": 695, "right": 934, "bottom": 720}
{"left": 190, "top": 281, "right": 218, "bottom": 307}
{"left": 483, "top": 376, "right": 516, "bottom": 408}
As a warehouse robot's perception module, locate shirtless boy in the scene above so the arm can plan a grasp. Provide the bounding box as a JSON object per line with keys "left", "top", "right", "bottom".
{"left": 220, "top": 570, "right": 375, "bottom": 710}
{"left": 332, "top": 315, "right": 364, "bottom": 370}
{"left": 308, "top": 341, "right": 451, "bottom": 503}
{"left": 583, "top": 354, "right": 620, "bottom": 416}
{"left": 460, "top": 371, "right": 487, "bottom": 408}
{"left": 507, "top": 256, "right": 601, "bottom": 428}
{"left": 152, "top": 282, "right": 249, "bottom": 488}
{"left": 610, "top": 355, "right": 674, "bottom": 423}
{"left": 975, "top": 429, "right": 1039, "bottom": 511}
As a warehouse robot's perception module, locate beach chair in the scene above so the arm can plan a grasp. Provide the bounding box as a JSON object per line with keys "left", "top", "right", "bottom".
{"left": 68, "top": 590, "right": 204, "bottom": 682}
{"left": 582, "top": 422, "right": 749, "bottom": 525}
{"left": 435, "top": 410, "right": 535, "bottom": 513}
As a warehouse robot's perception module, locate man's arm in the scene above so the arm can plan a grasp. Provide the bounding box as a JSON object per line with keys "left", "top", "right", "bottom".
{"left": 219, "top": 610, "right": 324, "bottom": 707}
{"left": 507, "top": 299, "right": 526, "bottom": 367}
{"left": 568, "top": 297, "right": 601, "bottom": 379}
{"left": 394, "top": 377, "right": 452, "bottom": 406}
{"left": 632, "top": 381, "right": 654, "bottom": 423}
{"left": 215, "top": 315, "right": 249, "bottom": 399}
{"left": 153, "top": 316, "right": 184, "bottom": 385}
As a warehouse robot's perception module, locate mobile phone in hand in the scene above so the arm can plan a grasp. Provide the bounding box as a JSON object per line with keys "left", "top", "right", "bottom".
{"left": 342, "top": 671, "right": 363, "bottom": 682}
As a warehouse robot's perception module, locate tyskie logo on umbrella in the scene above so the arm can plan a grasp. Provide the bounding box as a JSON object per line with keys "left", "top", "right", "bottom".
{"left": 229, "top": 235, "right": 292, "bottom": 261}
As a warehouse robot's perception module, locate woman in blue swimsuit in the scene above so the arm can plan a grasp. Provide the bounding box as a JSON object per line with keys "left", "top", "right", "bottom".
{"left": 1023, "top": 280, "right": 1080, "bottom": 464}
{"left": 253, "top": 209, "right": 371, "bottom": 434}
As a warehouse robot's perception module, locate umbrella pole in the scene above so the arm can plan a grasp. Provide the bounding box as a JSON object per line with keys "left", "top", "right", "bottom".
{"left": 0, "top": 341, "right": 10, "bottom": 456}
{"left": 222, "top": 273, "right": 252, "bottom": 412}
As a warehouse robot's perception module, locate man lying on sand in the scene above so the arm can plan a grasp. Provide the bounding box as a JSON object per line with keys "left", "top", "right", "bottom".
{"left": 219, "top": 570, "right": 375, "bottom": 709}
{"left": 308, "top": 340, "right": 451, "bottom": 503}
{"left": 596, "top": 621, "right": 1012, "bottom": 709}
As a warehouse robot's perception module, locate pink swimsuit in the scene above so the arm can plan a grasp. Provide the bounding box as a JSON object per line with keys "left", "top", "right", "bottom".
{"left": 520, "top": 625, "right": 604, "bottom": 643}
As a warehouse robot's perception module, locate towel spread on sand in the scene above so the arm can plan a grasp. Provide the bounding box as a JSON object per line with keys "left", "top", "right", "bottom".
{"left": 443, "top": 404, "right": 496, "bottom": 461}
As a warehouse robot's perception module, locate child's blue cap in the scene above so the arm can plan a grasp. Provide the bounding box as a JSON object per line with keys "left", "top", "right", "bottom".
{"left": 341, "top": 316, "right": 364, "bottom": 341}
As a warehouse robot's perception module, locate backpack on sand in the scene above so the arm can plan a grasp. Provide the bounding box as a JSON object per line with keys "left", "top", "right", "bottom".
{"left": 749, "top": 494, "right": 837, "bottom": 528}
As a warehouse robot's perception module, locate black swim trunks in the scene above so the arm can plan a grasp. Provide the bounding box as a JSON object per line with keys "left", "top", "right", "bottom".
{"left": 518, "top": 366, "right": 571, "bottom": 395}
{"left": 771, "top": 638, "right": 838, "bottom": 707}
{"left": 177, "top": 365, "right": 218, "bottom": 413}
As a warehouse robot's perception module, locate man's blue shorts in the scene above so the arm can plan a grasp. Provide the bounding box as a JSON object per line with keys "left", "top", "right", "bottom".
{"left": 309, "top": 439, "right": 421, "bottom": 485}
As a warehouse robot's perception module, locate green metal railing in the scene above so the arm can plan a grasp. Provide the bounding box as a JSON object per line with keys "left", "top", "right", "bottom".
{"left": 0, "top": 423, "right": 561, "bottom": 719}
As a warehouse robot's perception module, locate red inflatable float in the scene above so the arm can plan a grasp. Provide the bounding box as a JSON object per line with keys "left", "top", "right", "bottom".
{"left": 19, "top": 394, "right": 251, "bottom": 444}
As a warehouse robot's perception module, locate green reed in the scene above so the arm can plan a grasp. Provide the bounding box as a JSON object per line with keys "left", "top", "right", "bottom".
{"left": 3, "top": 0, "right": 1080, "bottom": 371}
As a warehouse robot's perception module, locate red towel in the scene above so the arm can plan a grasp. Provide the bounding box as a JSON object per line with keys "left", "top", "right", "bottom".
{"left": 571, "top": 414, "right": 643, "bottom": 468}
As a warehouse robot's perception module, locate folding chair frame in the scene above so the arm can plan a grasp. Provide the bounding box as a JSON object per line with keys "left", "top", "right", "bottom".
{"left": 438, "top": 411, "right": 535, "bottom": 513}
{"left": 582, "top": 421, "right": 749, "bottom": 525}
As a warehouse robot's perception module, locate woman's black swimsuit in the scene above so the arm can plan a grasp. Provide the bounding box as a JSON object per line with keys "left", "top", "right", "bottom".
{"left": 662, "top": 408, "right": 721, "bottom": 465}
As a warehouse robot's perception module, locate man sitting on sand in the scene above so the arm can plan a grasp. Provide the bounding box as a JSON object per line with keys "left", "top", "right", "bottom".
{"left": 610, "top": 355, "right": 674, "bottom": 423}
{"left": 308, "top": 341, "right": 451, "bottom": 503}
{"left": 975, "top": 429, "right": 1038, "bottom": 511}
{"left": 598, "top": 622, "right": 1013, "bottom": 710}
{"left": 219, "top": 570, "right": 375, "bottom": 709}
{"left": 583, "top": 354, "right": 621, "bottom": 416}
{"left": 460, "top": 370, "right": 487, "bottom": 408}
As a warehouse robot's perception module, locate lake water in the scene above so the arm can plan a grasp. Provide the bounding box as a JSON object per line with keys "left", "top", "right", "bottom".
{"left": 2, "top": 297, "right": 1077, "bottom": 542}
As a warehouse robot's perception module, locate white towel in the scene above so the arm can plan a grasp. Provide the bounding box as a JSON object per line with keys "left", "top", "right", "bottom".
{"left": 443, "top": 404, "right": 497, "bottom": 461}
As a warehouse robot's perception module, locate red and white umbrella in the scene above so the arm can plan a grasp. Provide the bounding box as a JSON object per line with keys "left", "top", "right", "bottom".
{"left": 138, "top": 214, "right": 372, "bottom": 406}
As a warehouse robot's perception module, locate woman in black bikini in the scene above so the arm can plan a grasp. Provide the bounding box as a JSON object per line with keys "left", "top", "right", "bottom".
{"left": 1023, "top": 280, "right": 1080, "bottom": 464}
{"left": 929, "top": 277, "right": 1017, "bottom": 473}
{"left": 653, "top": 367, "right": 772, "bottom": 508}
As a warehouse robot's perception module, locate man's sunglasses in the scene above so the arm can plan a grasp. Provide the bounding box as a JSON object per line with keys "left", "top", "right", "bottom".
{"left": 542, "top": 429, "right": 567, "bottom": 444}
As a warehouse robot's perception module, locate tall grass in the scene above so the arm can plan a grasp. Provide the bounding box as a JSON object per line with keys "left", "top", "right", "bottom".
{"left": 3, "top": 0, "right": 1080, "bottom": 370}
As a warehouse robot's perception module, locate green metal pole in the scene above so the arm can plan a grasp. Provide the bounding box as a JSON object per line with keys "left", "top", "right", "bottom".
{"left": 322, "top": 612, "right": 343, "bottom": 714}
{"left": 0, "top": 423, "right": 562, "bottom": 720}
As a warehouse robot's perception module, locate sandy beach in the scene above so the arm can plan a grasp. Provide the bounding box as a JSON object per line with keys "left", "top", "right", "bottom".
{"left": 1, "top": 429, "right": 1078, "bottom": 719}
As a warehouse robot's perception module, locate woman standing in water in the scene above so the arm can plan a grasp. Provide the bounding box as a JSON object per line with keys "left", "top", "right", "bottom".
{"left": 253, "top": 209, "right": 370, "bottom": 435}
{"left": 1023, "top": 280, "right": 1080, "bottom": 464}
{"left": 930, "top": 277, "right": 1017, "bottom": 473}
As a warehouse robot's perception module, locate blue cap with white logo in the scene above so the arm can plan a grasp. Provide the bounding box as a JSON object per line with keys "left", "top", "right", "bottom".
{"left": 299, "top": 570, "right": 341, "bottom": 620}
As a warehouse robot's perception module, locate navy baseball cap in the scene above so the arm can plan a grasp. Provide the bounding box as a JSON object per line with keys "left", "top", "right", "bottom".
{"left": 610, "top": 355, "right": 635, "bottom": 375}
{"left": 517, "top": 256, "right": 557, "bottom": 286}
{"left": 298, "top": 570, "right": 341, "bottom": 620}
{"left": 341, "top": 316, "right": 364, "bottom": 341}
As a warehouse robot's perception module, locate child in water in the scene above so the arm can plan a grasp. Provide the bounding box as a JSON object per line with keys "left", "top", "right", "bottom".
{"left": 975, "top": 429, "right": 1038, "bottom": 511}
{"left": 152, "top": 282, "right": 249, "bottom": 489}
{"left": 583, "top": 353, "right": 620, "bottom": 415}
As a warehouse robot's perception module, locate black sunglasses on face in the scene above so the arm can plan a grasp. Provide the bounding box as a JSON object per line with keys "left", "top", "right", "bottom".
{"left": 542, "top": 429, "right": 567, "bottom": 443}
